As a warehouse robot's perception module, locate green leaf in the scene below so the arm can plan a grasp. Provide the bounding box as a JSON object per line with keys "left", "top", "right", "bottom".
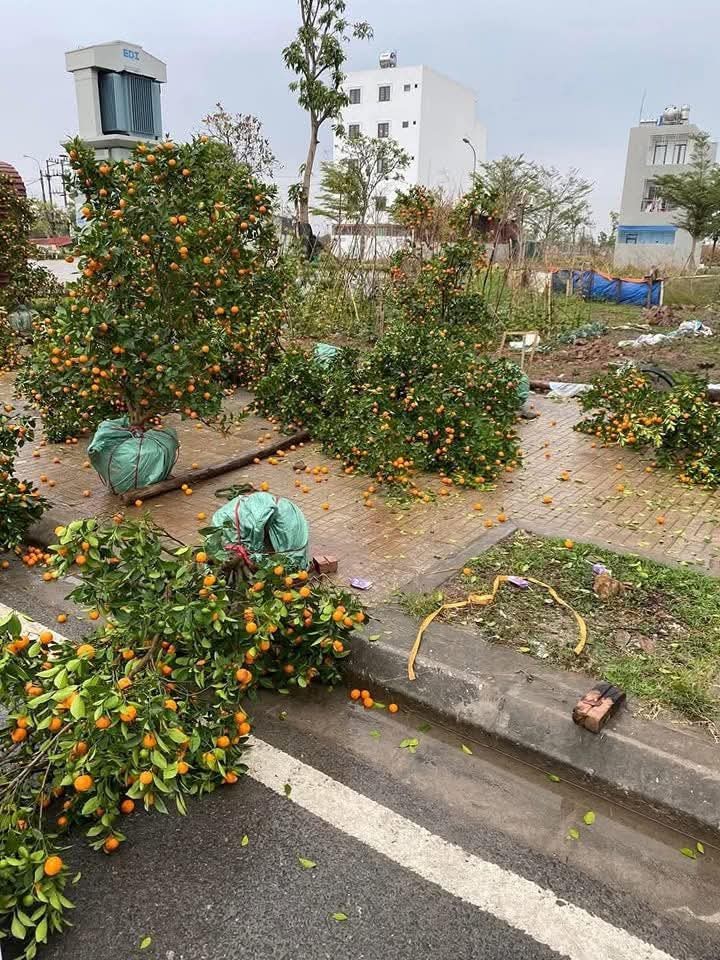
{"left": 70, "top": 695, "right": 86, "bottom": 719}
{"left": 583, "top": 811, "right": 596, "bottom": 826}
{"left": 417, "top": 722, "right": 432, "bottom": 733}
{"left": 298, "top": 857, "right": 316, "bottom": 870}
{"left": 399, "top": 737, "right": 418, "bottom": 753}
{"left": 331, "top": 912, "right": 348, "bottom": 922}
{"left": 140, "top": 935, "right": 152, "bottom": 949}
{"left": 11, "top": 914, "right": 27, "bottom": 939}
{"left": 369, "top": 729, "right": 381, "bottom": 739}
{"left": 72, "top": 872, "right": 82, "bottom": 884}
{"left": 461, "top": 744, "right": 473, "bottom": 755}
{"left": 567, "top": 828, "right": 580, "bottom": 841}
{"left": 241, "top": 834, "right": 249, "bottom": 847}
{"left": 680, "top": 847, "right": 697, "bottom": 860}
{"left": 368, "top": 634, "right": 381, "bottom": 642}
{"left": 35, "top": 917, "right": 48, "bottom": 943}
{"left": 696, "top": 841, "right": 705, "bottom": 855}
{"left": 546, "top": 773, "right": 561, "bottom": 783}
{"left": 283, "top": 783, "right": 292, "bottom": 798}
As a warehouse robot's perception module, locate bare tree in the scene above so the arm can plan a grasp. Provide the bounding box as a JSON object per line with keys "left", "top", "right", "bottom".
{"left": 201, "top": 102, "right": 277, "bottom": 178}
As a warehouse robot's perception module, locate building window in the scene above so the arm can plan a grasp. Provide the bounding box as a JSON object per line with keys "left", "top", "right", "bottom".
{"left": 673, "top": 142, "right": 687, "bottom": 164}
{"left": 377, "top": 122, "right": 389, "bottom": 138}
{"left": 402, "top": 120, "right": 409, "bottom": 128}
{"left": 412, "top": 120, "right": 417, "bottom": 126}
{"left": 348, "top": 123, "right": 360, "bottom": 139}
{"left": 652, "top": 142, "right": 667, "bottom": 165}
{"left": 378, "top": 85, "right": 391, "bottom": 102}
{"left": 348, "top": 88, "right": 361, "bottom": 105}
{"left": 641, "top": 180, "right": 672, "bottom": 212}
{"left": 375, "top": 196, "right": 387, "bottom": 211}
{"left": 618, "top": 227, "right": 675, "bottom": 245}
{"left": 403, "top": 83, "right": 411, "bottom": 92}
{"left": 377, "top": 157, "right": 388, "bottom": 175}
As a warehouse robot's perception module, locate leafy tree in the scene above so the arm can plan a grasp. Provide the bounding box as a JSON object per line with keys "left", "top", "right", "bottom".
{"left": 328, "top": 133, "right": 409, "bottom": 257}
{"left": 0, "top": 408, "right": 48, "bottom": 549}
{"left": 0, "top": 176, "right": 60, "bottom": 313}
{"left": 200, "top": 102, "right": 277, "bottom": 179}
{"left": 654, "top": 132, "right": 720, "bottom": 268}
{"left": 283, "top": 0, "right": 372, "bottom": 227}
{"left": 28, "top": 200, "right": 73, "bottom": 239}
{"left": 392, "top": 185, "right": 452, "bottom": 253}
{"left": 19, "top": 136, "right": 280, "bottom": 440}
{"left": 526, "top": 167, "right": 593, "bottom": 251}
{"left": 597, "top": 210, "right": 619, "bottom": 249}
{"left": 310, "top": 159, "right": 362, "bottom": 228}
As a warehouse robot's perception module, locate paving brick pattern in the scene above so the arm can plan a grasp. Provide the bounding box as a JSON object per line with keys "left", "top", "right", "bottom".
{"left": 3, "top": 368, "right": 719, "bottom": 599}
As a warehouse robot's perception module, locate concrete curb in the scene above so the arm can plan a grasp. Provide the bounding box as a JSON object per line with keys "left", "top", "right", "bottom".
{"left": 349, "top": 604, "right": 720, "bottom": 837}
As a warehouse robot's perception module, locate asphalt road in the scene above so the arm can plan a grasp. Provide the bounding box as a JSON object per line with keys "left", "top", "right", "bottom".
{"left": 1, "top": 557, "right": 720, "bottom": 960}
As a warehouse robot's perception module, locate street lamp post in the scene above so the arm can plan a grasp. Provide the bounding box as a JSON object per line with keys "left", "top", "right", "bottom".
{"left": 462, "top": 137, "right": 477, "bottom": 179}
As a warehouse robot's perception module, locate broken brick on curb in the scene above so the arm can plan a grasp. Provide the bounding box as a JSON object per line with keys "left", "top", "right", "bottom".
{"left": 572, "top": 683, "right": 626, "bottom": 733}
{"left": 312, "top": 554, "right": 338, "bottom": 574}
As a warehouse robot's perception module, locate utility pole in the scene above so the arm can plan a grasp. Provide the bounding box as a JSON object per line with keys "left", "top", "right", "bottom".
{"left": 23, "top": 155, "right": 47, "bottom": 204}
{"left": 45, "top": 159, "right": 54, "bottom": 209}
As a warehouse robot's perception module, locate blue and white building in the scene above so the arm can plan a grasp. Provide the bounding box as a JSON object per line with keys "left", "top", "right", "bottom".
{"left": 614, "top": 106, "right": 716, "bottom": 270}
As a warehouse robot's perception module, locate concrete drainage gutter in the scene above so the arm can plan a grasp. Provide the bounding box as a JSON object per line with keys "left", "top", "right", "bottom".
{"left": 348, "top": 604, "right": 720, "bottom": 838}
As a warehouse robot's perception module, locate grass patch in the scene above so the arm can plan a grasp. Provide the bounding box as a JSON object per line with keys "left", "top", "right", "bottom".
{"left": 397, "top": 532, "right": 720, "bottom": 726}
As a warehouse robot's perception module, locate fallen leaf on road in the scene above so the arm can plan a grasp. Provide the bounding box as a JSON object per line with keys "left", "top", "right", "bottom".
{"left": 241, "top": 834, "right": 249, "bottom": 847}
{"left": 369, "top": 729, "right": 381, "bottom": 739}
{"left": 368, "top": 634, "right": 381, "bottom": 642}
{"left": 680, "top": 847, "right": 697, "bottom": 859}
{"left": 583, "top": 811, "right": 596, "bottom": 826}
{"left": 298, "top": 857, "right": 316, "bottom": 870}
{"left": 331, "top": 913, "right": 348, "bottom": 922}
{"left": 461, "top": 744, "right": 473, "bottom": 755}
{"left": 567, "top": 828, "right": 580, "bottom": 841}
{"left": 417, "top": 722, "right": 432, "bottom": 733}
{"left": 140, "top": 936, "right": 152, "bottom": 949}
{"left": 697, "top": 842, "right": 705, "bottom": 855}
{"left": 284, "top": 783, "right": 292, "bottom": 797}
{"left": 546, "top": 773, "right": 561, "bottom": 783}
{"left": 400, "top": 737, "right": 419, "bottom": 754}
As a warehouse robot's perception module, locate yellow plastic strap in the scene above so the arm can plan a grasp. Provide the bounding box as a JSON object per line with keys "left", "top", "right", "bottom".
{"left": 407, "top": 575, "right": 588, "bottom": 681}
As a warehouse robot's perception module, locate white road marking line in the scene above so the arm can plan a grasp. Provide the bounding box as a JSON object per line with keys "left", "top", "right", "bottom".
{"left": 0, "top": 607, "right": 678, "bottom": 960}
{"left": 247, "top": 737, "right": 677, "bottom": 960}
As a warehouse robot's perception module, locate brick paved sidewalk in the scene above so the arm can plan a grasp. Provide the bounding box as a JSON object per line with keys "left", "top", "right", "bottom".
{"left": 4, "top": 370, "right": 719, "bottom": 597}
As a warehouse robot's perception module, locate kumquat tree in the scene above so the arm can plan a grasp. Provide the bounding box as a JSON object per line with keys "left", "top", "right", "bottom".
{"left": 0, "top": 407, "right": 48, "bottom": 550}
{"left": 18, "top": 135, "right": 283, "bottom": 448}
{"left": 0, "top": 514, "right": 365, "bottom": 959}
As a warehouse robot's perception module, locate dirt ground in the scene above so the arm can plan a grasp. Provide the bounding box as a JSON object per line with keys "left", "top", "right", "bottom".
{"left": 526, "top": 303, "right": 720, "bottom": 382}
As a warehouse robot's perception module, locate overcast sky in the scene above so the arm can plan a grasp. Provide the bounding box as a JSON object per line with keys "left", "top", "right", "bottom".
{"left": 1, "top": 0, "right": 717, "bottom": 231}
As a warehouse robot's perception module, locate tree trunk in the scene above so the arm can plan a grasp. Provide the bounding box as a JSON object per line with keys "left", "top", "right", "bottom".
{"left": 298, "top": 119, "right": 319, "bottom": 226}
{"left": 687, "top": 237, "right": 698, "bottom": 271}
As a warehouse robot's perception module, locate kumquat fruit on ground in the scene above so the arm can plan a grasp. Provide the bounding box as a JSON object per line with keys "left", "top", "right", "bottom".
{"left": 0, "top": 514, "right": 365, "bottom": 958}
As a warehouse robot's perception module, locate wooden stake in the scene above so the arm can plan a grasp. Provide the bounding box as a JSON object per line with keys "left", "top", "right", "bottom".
{"left": 118, "top": 430, "right": 311, "bottom": 506}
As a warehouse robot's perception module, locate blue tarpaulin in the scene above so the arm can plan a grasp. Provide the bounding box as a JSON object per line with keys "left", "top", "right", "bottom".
{"left": 552, "top": 269, "right": 662, "bottom": 307}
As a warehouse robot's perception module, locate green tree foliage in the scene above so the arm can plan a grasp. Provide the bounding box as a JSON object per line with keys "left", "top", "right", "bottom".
{"left": 0, "top": 515, "right": 365, "bottom": 958}
{"left": 0, "top": 408, "right": 48, "bottom": 549}
{"left": 0, "top": 176, "right": 60, "bottom": 313}
{"left": 654, "top": 132, "right": 720, "bottom": 267}
{"left": 18, "top": 136, "right": 282, "bottom": 440}
{"left": 283, "top": 0, "right": 372, "bottom": 225}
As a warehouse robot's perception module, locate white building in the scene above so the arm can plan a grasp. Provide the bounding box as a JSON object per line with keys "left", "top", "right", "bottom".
{"left": 331, "top": 52, "right": 486, "bottom": 254}
{"left": 614, "top": 105, "right": 717, "bottom": 271}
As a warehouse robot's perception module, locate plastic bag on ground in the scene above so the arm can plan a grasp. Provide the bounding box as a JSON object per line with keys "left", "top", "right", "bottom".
{"left": 88, "top": 418, "right": 179, "bottom": 494}
{"left": 211, "top": 491, "right": 309, "bottom": 571}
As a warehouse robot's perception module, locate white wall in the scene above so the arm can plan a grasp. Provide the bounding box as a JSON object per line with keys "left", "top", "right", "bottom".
{"left": 418, "top": 66, "right": 486, "bottom": 197}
